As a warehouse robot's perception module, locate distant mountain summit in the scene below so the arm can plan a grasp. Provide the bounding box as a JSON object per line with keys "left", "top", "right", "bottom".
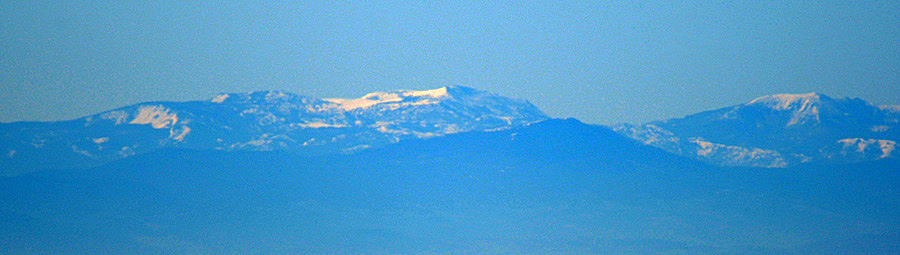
{"left": 0, "top": 86, "right": 547, "bottom": 176}
{"left": 615, "top": 93, "right": 900, "bottom": 167}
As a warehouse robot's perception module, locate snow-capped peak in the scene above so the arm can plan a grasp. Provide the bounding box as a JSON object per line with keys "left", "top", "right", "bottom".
{"left": 742, "top": 93, "right": 837, "bottom": 126}
{"left": 746, "top": 93, "right": 829, "bottom": 111}
{"left": 324, "top": 92, "right": 404, "bottom": 111}
{"left": 211, "top": 94, "right": 230, "bottom": 103}
{"left": 129, "top": 105, "right": 178, "bottom": 129}
{"left": 400, "top": 87, "right": 450, "bottom": 99}
{"left": 324, "top": 87, "right": 463, "bottom": 111}
{"left": 3, "top": 86, "right": 550, "bottom": 176}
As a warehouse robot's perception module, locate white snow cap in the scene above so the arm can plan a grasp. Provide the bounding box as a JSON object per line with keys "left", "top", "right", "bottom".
{"left": 400, "top": 87, "right": 451, "bottom": 98}
{"left": 211, "top": 94, "right": 230, "bottom": 103}
{"left": 745, "top": 93, "right": 839, "bottom": 126}
{"left": 324, "top": 86, "right": 463, "bottom": 111}
{"left": 129, "top": 105, "right": 178, "bottom": 129}
{"left": 747, "top": 93, "right": 826, "bottom": 111}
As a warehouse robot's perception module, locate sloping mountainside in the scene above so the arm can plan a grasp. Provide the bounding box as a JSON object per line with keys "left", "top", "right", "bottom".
{"left": 2, "top": 119, "right": 899, "bottom": 254}
{"left": 0, "top": 86, "right": 546, "bottom": 176}
{"left": 615, "top": 93, "right": 900, "bottom": 167}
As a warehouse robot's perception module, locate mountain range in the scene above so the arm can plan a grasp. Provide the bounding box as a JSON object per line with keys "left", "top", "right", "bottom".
{"left": 3, "top": 87, "right": 897, "bottom": 174}
{"left": 0, "top": 86, "right": 545, "bottom": 176}
{"left": 615, "top": 92, "right": 900, "bottom": 167}
{"left": 2, "top": 87, "right": 899, "bottom": 254}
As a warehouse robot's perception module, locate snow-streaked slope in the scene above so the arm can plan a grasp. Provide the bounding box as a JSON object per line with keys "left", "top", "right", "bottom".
{"left": 615, "top": 93, "right": 900, "bottom": 167}
{"left": 322, "top": 87, "right": 450, "bottom": 111}
{"left": 745, "top": 92, "right": 829, "bottom": 126}
{"left": 747, "top": 92, "right": 824, "bottom": 110}
{"left": 0, "top": 86, "right": 547, "bottom": 176}
{"left": 612, "top": 123, "right": 808, "bottom": 168}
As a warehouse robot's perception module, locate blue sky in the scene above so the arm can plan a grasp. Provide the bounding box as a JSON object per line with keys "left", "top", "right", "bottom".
{"left": 2, "top": 1, "right": 898, "bottom": 124}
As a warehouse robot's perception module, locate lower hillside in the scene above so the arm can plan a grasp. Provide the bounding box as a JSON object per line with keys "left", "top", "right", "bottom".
{"left": 2, "top": 119, "right": 898, "bottom": 254}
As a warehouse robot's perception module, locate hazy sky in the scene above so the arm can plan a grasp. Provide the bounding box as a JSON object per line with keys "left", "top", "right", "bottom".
{"left": 2, "top": 1, "right": 899, "bottom": 124}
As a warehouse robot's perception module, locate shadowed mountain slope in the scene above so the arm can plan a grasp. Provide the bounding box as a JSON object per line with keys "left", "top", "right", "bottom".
{"left": 2, "top": 119, "right": 898, "bottom": 254}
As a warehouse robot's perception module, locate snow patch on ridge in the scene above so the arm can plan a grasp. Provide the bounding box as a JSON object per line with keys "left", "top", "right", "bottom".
{"left": 323, "top": 87, "right": 452, "bottom": 111}
{"left": 264, "top": 91, "right": 290, "bottom": 101}
{"left": 71, "top": 145, "right": 92, "bottom": 157}
{"left": 118, "top": 147, "right": 135, "bottom": 157}
{"left": 748, "top": 93, "right": 823, "bottom": 110}
{"left": 690, "top": 138, "right": 789, "bottom": 168}
{"left": 401, "top": 87, "right": 450, "bottom": 98}
{"left": 295, "top": 122, "right": 348, "bottom": 128}
{"left": 747, "top": 93, "right": 828, "bottom": 126}
{"left": 613, "top": 123, "right": 799, "bottom": 168}
{"left": 871, "top": 125, "right": 890, "bottom": 132}
{"left": 324, "top": 92, "right": 404, "bottom": 111}
{"left": 101, "top": 111, "right": 129, "bottom": 125}
{"left": 211, "top": 94, "right": 230, "bottom": 103}
{"left": 170, "top": 127, "right": 191, "bottom": 141}
{"left": 130, "top": 105, "right": 178, "bottom": 129}
{"left": 838, "top": 138, "right": 896, "bottom": 159}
